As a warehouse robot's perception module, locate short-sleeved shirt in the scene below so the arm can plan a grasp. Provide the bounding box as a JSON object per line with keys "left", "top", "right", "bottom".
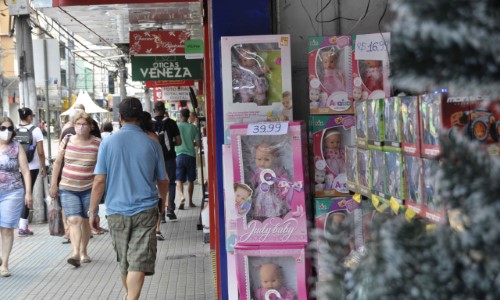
{"left": 94, "top": 124, "right": 167, "bottom": 216}
{"left": 153, "top": 116, "right": 180, "bottom": 160}
{"left": 175, "top": 121, "right": 199, "bottom": 158}
{"left": 0, "top": 141, "right": 23, "bottom": 193}
{"left": 59, "top": 135, "right": 101, "bottom": 191}
{"left": 17, "top": 124, "right": 44, "bottom": 170}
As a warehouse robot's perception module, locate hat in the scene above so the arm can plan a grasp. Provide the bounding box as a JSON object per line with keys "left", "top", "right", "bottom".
{"left": 119, "top": 97, "right": 143, "bottom": 119}
{"left": 154, "top": 101, "right": 166, "bottom": 112}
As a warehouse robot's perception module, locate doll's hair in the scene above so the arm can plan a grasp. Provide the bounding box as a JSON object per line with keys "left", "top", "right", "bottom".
{"left": 324, "top": 129, "right": 341, "bottom": 141}
{"left": 255, "top": 142, "right": 280, "bottom": 158}
{"left": 259, "top": 262, "right": 284, "bottom": 282}
{"left": 233, "top": 44, "right": 258, "bottom": 61}
{"left": 319, "top": 46, "right": 340, "bottom": 62}
{"left": 282, "top": 91, "right": 291, "bottom": 99}
{"left": 233, "top": 182, "right": 253, "bottom": 196}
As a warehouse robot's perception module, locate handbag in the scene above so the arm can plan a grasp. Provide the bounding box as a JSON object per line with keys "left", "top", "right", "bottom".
{"left": 47, "top": 196, "right": 65, "bottom": 236}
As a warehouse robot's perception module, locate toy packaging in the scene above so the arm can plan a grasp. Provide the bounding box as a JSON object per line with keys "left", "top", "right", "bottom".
{"left": 310, "top": 115, "right": 356, "bottom": 197}
{"left": 367, "top": 98, "right": 385, "bottom": 148}
{"left": 370, "top": 149, "right": 385, "bottom": 195}
{"left": 384, "top": 97, "right": 402, "bottom": 150}
{"left": 221, "top": 34, "right": 292, "bottom": 143}
{"left": 401, "top": 96, "right": 421, "bottom": 157}
{"left": 234, "top": 245, "right": 309, "bottom": 300}
{"left": 463, "top": 97, "right": 500, "bottom": 156}
{"left": 345, "top": 146, "right": 358, "bottom": 192}
{"left": 421, "top": 158, "right": 444, "bottom": 222}
{"left": 308, "top": 35, "right": 353, "bottom": 115}
{"left": 384, "top": 151, "right": 404, "bottom": 201}
{"left": 230, "top": 122, "right": 308, "bottom": 245}
{"left": 420, "top": 93, "right": 446, "bottom": 158}
{"left": 403, "top": 155, "right": 423, "bottom": 214}
{"left": 356, "top": 148, "right": 371, "bottom": 197}
{"left": 355, "top": 99, "right": 368, "bottom": 148}
{"left": 222, "top": 144, "right": 238, "bottom": 253}
{"left": 351, "top": 33, "right": 391, "bottom": 101}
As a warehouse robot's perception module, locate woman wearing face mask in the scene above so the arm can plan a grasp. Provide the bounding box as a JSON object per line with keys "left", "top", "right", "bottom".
{"left": 0, "top": 117, "right": 32, "bottom": 277}
{"left": 49, "top": 112, "right": 101, "bottom": 268}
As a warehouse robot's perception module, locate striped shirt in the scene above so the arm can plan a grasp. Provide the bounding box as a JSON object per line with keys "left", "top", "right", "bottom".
{"left": 59, "top": 136, "right": 101, "bottom": 191}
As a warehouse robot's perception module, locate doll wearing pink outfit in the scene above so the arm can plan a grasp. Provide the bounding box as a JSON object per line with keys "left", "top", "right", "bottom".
{"left": 250, "top": 143, "right": 290, "bottom": 220}
{"left": 318, "top": 47, "right": 346, "bottom": 94}
{"left": 255, "top": 263, "right": 296, "bottom": 300}
{"left": 323, "top": 130, "right": 345, "bottom": 175}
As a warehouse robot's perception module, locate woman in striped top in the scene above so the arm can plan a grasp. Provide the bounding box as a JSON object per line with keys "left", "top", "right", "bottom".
{"left": 50, "top": 111, "right": 101, "bottom": 268}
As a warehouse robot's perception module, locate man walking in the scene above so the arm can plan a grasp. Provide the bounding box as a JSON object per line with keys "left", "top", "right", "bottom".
{"left": 175, "top": 108, "right": 200, "bottom": 209}
{"left": 88, "top": 97, "right": 169, "bottom": 300}
{"left": 153, "top": 101, "right": 181, "bottom": 221}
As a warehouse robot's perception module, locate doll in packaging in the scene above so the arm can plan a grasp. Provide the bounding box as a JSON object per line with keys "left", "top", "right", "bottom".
{"left": 255, "top": 263, "right": 296, "bottom": 300}
{"left": 234, "top": 183, "right": 253, "bottom": 216}
{"left": 317, "top": 46, "right": 346, "bottom": 94}
{"left": 323, "top": 130, "right": 345, "bottom": 175}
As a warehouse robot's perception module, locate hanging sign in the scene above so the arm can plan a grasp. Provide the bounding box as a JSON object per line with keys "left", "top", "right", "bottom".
{"left": 131, "top": 56, "right": 202, "bottom": 81}
{"left": 355, "top": 32, "right": 391, "bottom": 61}
{"left": 185, "top": 39, "right": 204, "bottom": 59}
{"left": 145, "top": 80, "right": 195, "bottom": 88}
{"left": 130, "top": 30, "right": 191, "bottom": 55}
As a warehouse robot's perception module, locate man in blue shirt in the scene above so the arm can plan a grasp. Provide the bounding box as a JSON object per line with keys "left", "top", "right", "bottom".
{"left": 88, "top": 97, "right": 169, "bottom": 300}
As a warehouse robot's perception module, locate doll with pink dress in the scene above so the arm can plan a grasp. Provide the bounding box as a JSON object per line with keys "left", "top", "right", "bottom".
{"left": 250, "top": 143, "right": 291, "bottom": 221}
{"left": 255, "top": 263, "right": 296, "bottom": 300}
{"left": 323, "top": 130, "right": 346, "bottom": 175}
{"left": 317, "top": 47, "right": 346, "bottom": 94}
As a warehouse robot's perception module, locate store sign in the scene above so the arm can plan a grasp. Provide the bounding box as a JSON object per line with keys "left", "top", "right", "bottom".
{"left": 130, "top": 30, "right": 191, "bottom": 55}
{"left": 162, "top": 86, "right": 191, "bottom": 101}
{"left": 145, "top": 80, "right": 195, "bottom": 88}
{"left": 131, "top": 56, "right": 202, "bottom": 81}
{"left": 185, "top": 39, "right": 204, "bottom": 59}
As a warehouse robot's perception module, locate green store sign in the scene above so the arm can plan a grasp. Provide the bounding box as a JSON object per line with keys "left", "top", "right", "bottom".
{"left": 131, "top": 56, "right": 203, "bottom": 81}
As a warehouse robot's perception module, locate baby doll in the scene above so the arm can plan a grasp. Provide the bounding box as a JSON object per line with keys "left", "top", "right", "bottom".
{"left": 324, "top": 173, "right": 335, "bottom": 190}
{"left": 319, "top": 92, "right": 329, "bottom": 108}
{"left": 361, "top": 90, "right": 369, "bottom": 100}
{"left": 234, "top": 183, "right": 253, "bottom": 216}
{"left": 233, "top": 44, "right": 271, "bottom": 105}
{"left": 318, "top": 47, "right": 346, "bottom": 93}
{"left": 250, "top": 143, "right": 290, "bottom": 220}
{"left": 323, "top": 130, "right": 345, "bottom": 175}
{"left": 309, "top": 87, "right": 321, "bottom": 109}
{"left": 362, "top": 60, "right": 383, "bottom": 92}
{"left": 353, "top": 86, "right": 363, "bottom": 101}
{"left": 280, "top": 91, "right": 293, "bottom": 121}
{"left": 315, "top": 168, "right": 326, "bottom": 192}
{"left": 255, "top": 263, "right": 296, "bottom": 300}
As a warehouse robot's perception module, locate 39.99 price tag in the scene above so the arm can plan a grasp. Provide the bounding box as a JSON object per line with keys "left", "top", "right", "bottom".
{"left": 247, "top": 122, "right": 288, "bottom": 135}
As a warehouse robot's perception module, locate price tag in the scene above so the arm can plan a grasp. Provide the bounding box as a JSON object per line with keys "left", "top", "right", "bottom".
{"left": 355, "top": 32, "right": 391, "bottom": 61}
{"left": 352, "top": 193, "right": 361, "bottom": 203}
{"left": 405, "top": 207, "right": 416, "bottom": 222}
{"left": 247, "top": 122, "right": 288, "bottom": 135}
{"left": 371, "top": 194, "right": 379, "bottom": 208}
{"left": 390, "top": 197, "right": 400, "bottom": 215}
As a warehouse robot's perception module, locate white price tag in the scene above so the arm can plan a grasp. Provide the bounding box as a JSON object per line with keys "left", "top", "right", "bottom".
{"left": 247, "top": 122, "right": 288, "bottom": 135}
{"left": 355, "top": 33, "right": 391, "bottom": 61}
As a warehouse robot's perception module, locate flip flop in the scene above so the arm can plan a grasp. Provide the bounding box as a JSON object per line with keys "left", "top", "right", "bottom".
{"left": 62, "top": 239, "right": 71, "bottom": 244}
{"left": 67, "top": 257, "right": 81, "bottom": 267}
{"left": 81, "top": 257, "right": 92, "bottom": 263}
{"left": 0, "top": 269, "right": 11, "bottom": 277}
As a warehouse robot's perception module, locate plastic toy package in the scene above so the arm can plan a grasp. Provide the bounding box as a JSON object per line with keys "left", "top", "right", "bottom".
{"left": 310, "top": 115, "right": 356, "bottom": 197}
{"left": 384, "top": 151, "right": 404, "bottom": 201}
{"left": 367, "top": 98, "right": 385, "bottom": 148}
{"left": 370, "top": 149, "right": 385, "bottom": 195}
{"left": 421, "top": 158, "right": 444, "bottom": 222}
{"left": 384, "top": 97, "right": 402, "bottom": 149}
{"left": 221, "top": 34, "right": 292, "bottom": 143}
{"left": 234, "top": 245, "right": 309, "bottom": 300}
{"left": 308, "top": 35, "right": 353, "bottom": 115}
{"left": 230, "top": 122, "right": 308, "bottom": 246}
{"left": 345, "top": 146, "right": 358, "bottom": 192}
{"left": 401, "top": 96, "right": 421, "bottom": 157}
{"left": 356, "top": 148, "right": 371, "bottom": 197}
{"left": 420, "top": 93, "right": 444, "bottom": 158}
{"left": 403, "top": 155, "right": 423, "bottom": 214}
{"left": 355, "top": 99, "right": 368, "bottom": 148}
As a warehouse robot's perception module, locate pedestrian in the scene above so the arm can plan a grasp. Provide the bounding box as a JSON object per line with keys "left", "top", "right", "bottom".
{"left": 61, "top": 104, "right": 101, "bottom": 140}
{"left": 49, "top": 111, "right": 101, "bottom": 267}
{"left": 175, "top": 108, "right": 200, "bottom": 210}
{"left": 16, "top": 107, "right": 47, "bottom": 237}
{"left": 0, "top": 117, "right": 33, "bottom": 277}
{"left": 153, "top": 101, "right": 181, "bottom": 221}
{"left": 100, "top": 122, "right": 113, "bottom": 140}
{"left": 88, "top": 97, "right": 169, "bottom": 300}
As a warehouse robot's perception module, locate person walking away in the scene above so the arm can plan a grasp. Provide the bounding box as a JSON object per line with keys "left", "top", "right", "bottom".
{"left": 153, "top": 101, "right": 181, "bottom": 221}
{"left": 49, "top": 111, "right": 101, "bottom": 267}
{"left": 175, "top": 108, "right": 200, "bottom": 210}
{"left": 0, "top": 117, "right": 33, "bottom": 277}
{"left": 15, "top": 108, "right": 46, "bottom": 236}
{"left": 88, "top": 97, "right": 169, "bottom": 300}
{"left": 100, "top": 122, "right": 113, "bottom": 140}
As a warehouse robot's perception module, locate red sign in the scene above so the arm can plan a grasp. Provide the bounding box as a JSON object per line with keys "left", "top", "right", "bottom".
{"left": 130, "top": 30, "right": 191, "bottom": 55}
{"left": 145, "top": 80, "right": 195, "bottom": 88}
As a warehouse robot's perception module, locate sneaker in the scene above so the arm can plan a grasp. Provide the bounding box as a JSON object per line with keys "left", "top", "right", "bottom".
{"left": 160, "top": 214, "right": 166, "bottom": 223}
{"left": 156, "top": 232, "right": 165, "bottom": 241}
{"left": 25, "top": 226, "right": 34, "bottom": 235}
{"left": 166, "top": 209, "right": 177, "bottom": 220}
{"left": 18, "top": 228, "right": 34, "bottom": 237}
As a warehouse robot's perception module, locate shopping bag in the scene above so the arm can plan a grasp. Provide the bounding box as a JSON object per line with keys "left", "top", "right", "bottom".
{"left": 47, "top": 196, "right": 65, "bottom": 237}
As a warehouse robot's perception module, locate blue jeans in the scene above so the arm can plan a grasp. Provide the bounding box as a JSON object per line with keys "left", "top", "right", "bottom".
{"left": 59, "top": 189, "right": 92, "bottom": 218}
{"left": 165, "top": 158, "right": 176, "bottom": 211}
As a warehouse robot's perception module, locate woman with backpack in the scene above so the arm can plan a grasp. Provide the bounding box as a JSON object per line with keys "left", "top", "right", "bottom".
{"left": 15, "top": 107, "right": 46, "bottom": 237}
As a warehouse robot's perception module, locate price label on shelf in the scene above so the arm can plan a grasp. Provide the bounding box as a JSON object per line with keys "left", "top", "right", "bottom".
{"left": 355, "top": 32, "right": 391, "bottom": 61}
{"left": 247, "top": 122, "right": 288, "bottom": 135}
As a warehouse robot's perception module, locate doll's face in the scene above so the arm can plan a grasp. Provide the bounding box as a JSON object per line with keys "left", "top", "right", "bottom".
{"left": 362, "top": 91, "right": 369, "bottom": 100}
{"left": 240, "top": 49, "right": 257, "bottom": 68}
{"left": 366, "top": 66, "right": 381, "bottom": 80}
{"left": 324, "top": 133, "right": 341, "bottom": 149}
{"left": 309, "top": 88, "right": 320, "bottom": 102}
{"left": 234, "top": 187, "right": 251, "bottom": 205}
{"left": 330, "top": 212, "right": 346, "bottom": 224}
{"left": 325, "top": 174, "right": 334, "bottom": 184}
{"left": 320, "top": 92, "right": 328, "bottom": 102}
{"left": 321, "top": 51, "right": 338, "bottom": 70}
{"left": 282, "top": 95, "right": 292, "bottom": 109}
{"left": 260, "top": 264, "right": 283, "bottom": 290}
{"left": 315, "top": 170, "right": 326, "bottom": 184}
{"left": 353, "top": 87, "right": 362, "bottom": 100}
{"left": 255, "top": 146, "right": 276, "bottom": 169}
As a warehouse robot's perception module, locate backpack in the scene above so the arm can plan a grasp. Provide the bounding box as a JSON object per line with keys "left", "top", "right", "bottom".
{"left": 14, "top": 126, "right": 37, "bottom": 162}
{"left": 154, "top": 118, "right": 172, "bottom": 152}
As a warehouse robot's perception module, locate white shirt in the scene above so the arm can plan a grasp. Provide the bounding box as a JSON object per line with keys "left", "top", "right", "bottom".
{"left": 18, "top": 124, "right": 44, "bottom": 170}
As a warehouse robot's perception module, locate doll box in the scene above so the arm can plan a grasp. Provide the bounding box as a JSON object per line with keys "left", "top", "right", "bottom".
{"left": 234, "top": 244, "right": 310, "bottom": 300}
{"left": 223, "top": 144, "right": 238, "bottom": 253}
{"left": 310, "top": 115, "right": 356, "bottom": 197}
{"left": 384, "top": 97, "right": 403, "bottom": 150}
{"left": 308, "top": 35, "right": 354, "bottom": 115}
{"left": 229, "top": 121, "right": 308, "bottom": 246}
{"left": 221, "top": 34, "right": 293, "bottom": 143}
{"left": 401, "top": 96, "right": 421, "bottom": 157}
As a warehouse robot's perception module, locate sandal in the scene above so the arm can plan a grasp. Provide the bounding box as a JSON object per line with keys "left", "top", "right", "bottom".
{"left": 81, "top": 256, "right": 92, "bottom": 263}
{"left": 0, "top": 269, "right": 11, "bottom": 277}
{"left": 67, "top": 256, "right": 81, "bottom": 267}
{"left": 62, "top": 239, "right": 71, "bottom": 244}
{"left": 179, "top": 200, "right": 185, "bottom": 210}
{"left": 188, "top": 203, "right": 197, "bottom": 208}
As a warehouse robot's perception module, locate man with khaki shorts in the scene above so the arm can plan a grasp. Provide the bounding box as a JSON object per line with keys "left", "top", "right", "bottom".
{"left": 88, "top": 97, "right": 169, "bottom": 300}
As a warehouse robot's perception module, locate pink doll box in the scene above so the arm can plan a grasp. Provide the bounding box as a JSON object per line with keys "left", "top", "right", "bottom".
{"left": 308, "top": 35, "right": 354, "bottom": 115}
{"left": 403, "top": 154, "right": 424, "bottom": 215}
{"left": 310, "top": 115, "right": 356, "bottom": 197}
{"left": 221, "top": 34, "right": 293, "bottom": 144}
{"left": 401, "top": 96, "right": 421, "bottom": 157}
{"left": 351, "top": 34, "right": 391, "bottom": 101}
{"left": 355, "top": 99, "right": 368, "bottom": 148}
{"left": 384, "top": 97, "right": 403, "bottom": 151}
{"left": 234, "top": 244, "right": 310, "bottom": 300}
{"left": 229, "top": 121, "right": 308, "bottom": 246}
{"left": 222, "top": 144, "right": 239, "bottom": 253}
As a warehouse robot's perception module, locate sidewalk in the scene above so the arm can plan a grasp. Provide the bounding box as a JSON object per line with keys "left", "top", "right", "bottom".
{"left": 0, "top": 184, "right": 215, "bottom": 300}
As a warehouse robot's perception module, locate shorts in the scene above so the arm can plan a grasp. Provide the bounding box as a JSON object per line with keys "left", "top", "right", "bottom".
{"left": 0, "top": 188, "right": 25, "bottom": 228}
{"left": 107, "top": 207, "right": 158, "bottom": 276}
{"left": 59, "top": 189, "right": 92, "bottom": 218}
{"left": 176, "top": 154, "right": 197, "bottom": 183}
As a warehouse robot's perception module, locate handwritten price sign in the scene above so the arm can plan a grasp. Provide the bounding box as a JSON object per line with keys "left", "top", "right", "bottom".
{"left": 247, "top": 122, "right": 288, "bottom": 135}
{"left": 355, "top": 32, "right": 391, "bottom": 61}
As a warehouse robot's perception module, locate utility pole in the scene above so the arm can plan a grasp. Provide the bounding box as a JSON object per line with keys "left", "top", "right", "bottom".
{"left": 15, "top": 15, "right": 37, "bottom": 111}
{"left": 119, "top": 58, "right": 127, "bottom": 100}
